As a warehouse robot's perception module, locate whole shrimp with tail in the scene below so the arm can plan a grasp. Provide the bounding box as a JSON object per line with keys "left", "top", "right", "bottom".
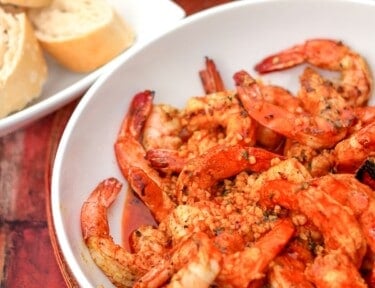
{"left": 255, "top": 38, "right": 372, "bottom": 107}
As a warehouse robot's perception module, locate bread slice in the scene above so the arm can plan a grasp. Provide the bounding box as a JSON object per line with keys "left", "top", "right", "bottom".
{"left": 28, "top": 0, "right": 136, "bottom": 73}
{"left": 0, "top": 0, "right": 52, "bottom": 7}
{"left": 0, "top": 7, "right": 47, "bottom": 118}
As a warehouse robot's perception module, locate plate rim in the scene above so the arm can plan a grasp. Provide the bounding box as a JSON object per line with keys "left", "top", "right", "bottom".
{"left": 0, "top": 0, "right": 185, "bottom": 137}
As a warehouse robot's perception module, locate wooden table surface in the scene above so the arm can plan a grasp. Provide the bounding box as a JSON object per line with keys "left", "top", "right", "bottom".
{"left": 0, "top": 0, "right": 232, "bottom": 287}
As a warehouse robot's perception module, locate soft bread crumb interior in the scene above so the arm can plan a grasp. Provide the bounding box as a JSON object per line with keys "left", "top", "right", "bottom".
{"left": 28, "top": 0, "right": 113, "bottom": 40}
{"left": 0, "top": 10, "right": 20, "bottom": 80}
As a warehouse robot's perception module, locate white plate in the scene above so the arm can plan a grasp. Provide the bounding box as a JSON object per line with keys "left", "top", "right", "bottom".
{"left": 52, "top": 0, "right": 375, "bottom": 287}
{"left": 0, "top": 0, "right": 185, "bottom": 137}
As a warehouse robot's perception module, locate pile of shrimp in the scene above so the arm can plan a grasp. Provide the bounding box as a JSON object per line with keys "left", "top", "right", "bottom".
{"left": 81, "top": 39, "right": 375, "bottom": 288}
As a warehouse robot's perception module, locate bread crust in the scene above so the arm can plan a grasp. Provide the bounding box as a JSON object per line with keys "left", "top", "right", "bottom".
{"left": 30, "top": 8, "right": 135, "bottom": 73}
{"left": 0, "top": 11, "right": 47, "bottom": 118}
{"left": 0, "top": 0, "right": 52, "bottom": 7}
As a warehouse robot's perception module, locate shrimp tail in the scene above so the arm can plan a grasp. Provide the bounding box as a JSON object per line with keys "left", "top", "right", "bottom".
{"left": 199, "top": 56, "right": 226, "bottom": 94}
{"left": 254, "top": 43, "right": 305, "bottom": 73}
{"left": 118, "top": 90, "right": 154, "bottom": 140}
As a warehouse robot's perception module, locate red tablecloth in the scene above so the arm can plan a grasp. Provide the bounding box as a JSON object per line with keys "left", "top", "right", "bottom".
{"left": 0, "top": 1, "right": 232, "bottom": 287}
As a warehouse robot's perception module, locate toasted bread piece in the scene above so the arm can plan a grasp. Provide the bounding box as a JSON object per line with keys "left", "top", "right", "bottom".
{"left": 0, "top": 0, "right": 51, "bottom": 7}
{"left": 0, "top": 8, "right": 47, "bottom": 118}
{"left": 28, "top": 0, "right": 135, "bottom": 73}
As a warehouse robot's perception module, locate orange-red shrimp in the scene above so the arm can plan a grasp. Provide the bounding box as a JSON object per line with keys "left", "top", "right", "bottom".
{"left": 133, "top": 232, "right": 222, "bottom": 288}
{"left": 314, "top": 174, "right": 375, "bottom": 254}
{"left": 255, "top": 38, "right": 372, "bottom": 107}
{"left": 80, "top": 178, "right": 166, "bottom": 288}
{"left": 235, "top": 70, "right": 352, "bottom": 149}
{"left": 175, "top": 143, "right": 284, "bottom": 204}
{"left": 257, "top": 178, "right": 367, "bottom": 266}
{"left": 145, "top": 90, "right": 256, "bottom": 174}
{"left": 115, "top": 91, "right": 176, "bottom": 222}
{"left": 142, "top": 103, "right": 183, "bottom": 151}
{"left": 215, "top": 219, "right": 295, "bottom": 288}
{"left": 256, "top": 178, "right": 368, "bottom": 286}
{"left": 184, "top": 91, "right": 255, "bottom": 147}
{"left": 283, "top": 120, "right": 375, "bottom": 176}
{"left": 297, "top": 67, "right": 355, "bottom": 124}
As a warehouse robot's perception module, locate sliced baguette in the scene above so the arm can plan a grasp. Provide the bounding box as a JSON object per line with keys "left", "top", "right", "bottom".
{"left": 28, "top": 0, "right": 135, "bottom": 73}
{"left": 0, "top": 0, "right": 52, "bottom": 7}
{"left": 0, "top": 7, "right": 47, "bottom": 118}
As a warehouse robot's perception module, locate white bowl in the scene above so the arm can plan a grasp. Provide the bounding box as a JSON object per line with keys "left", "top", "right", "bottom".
{"left": 52, "top": 0, "right": 375, "bottom": 287}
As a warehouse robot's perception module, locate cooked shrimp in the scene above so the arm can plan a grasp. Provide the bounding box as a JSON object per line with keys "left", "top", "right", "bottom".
{"left": 116, "top": 136, "right": 176, "bottom": 222}
{"left": 257, "top": 178, "right": 367, "bottom": 266}
{"left": 80, "top": 178, "right": 165, "bottom": 288}
{"left": 255, "top": 38, "right": 372, "bottom": 107}
{"left": 215, "top": 219, "right": 295, "bottom": 288}
{"left": 315, "top": 174, "right": 375, "bottom": 253}
{"left": 297, "top": 67, "right": 355, "bottom": 125}
{"left": 115, "top": 91, "right": 176, "bottom": 222}
{"left": 257, "top": 178, "right": 369, "bottom": 286}
{"left": 146, "top": 90, "right": 256, "bottom": 174}
{"left": 284, "top": 121, "right": 375, "bottom": 176}
{"left": 176, "top": 143, "right": 284, "bottom": 204}
{"left": 142, "top": 104, "right": 183, "bottom": 151}
{"left": 141, "top": 103, "right": 185, "bottom": 173}
{"left": 134, "top": 232, "right": 222, "bottom": 288}
{"left": 184, "top": 91, "right": 255, "bottom": 147}
{"left": 235, "top": 70, "right": 351, "bottom": 149}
